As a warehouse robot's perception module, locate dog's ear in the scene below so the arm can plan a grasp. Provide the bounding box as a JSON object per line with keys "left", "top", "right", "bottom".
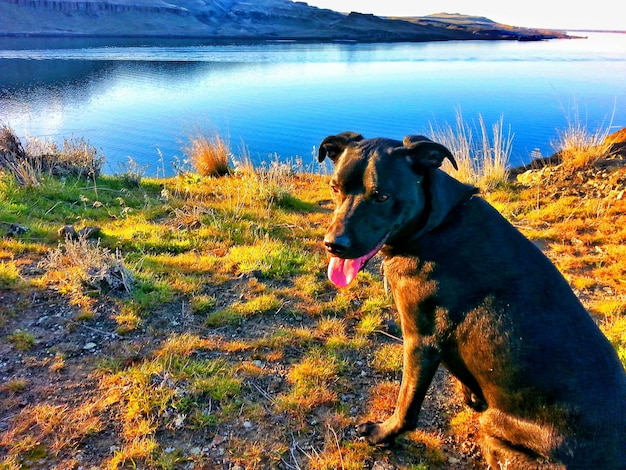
{"left": 399, "top": 136, "right": 476, "bottom": 236}
{"left": 401, "top": 135, "right": 458, "bottom": 171}
{"left": 318, "top": 132, "right": 364, "bottom": 163}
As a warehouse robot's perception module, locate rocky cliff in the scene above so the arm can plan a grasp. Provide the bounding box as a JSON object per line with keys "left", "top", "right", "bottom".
{"left": 0, "top": 0, "right": 570, "bottom": 41}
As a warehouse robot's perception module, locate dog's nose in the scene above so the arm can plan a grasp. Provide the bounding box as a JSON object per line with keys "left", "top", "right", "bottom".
{"left": 324, "top": 234, "right": 351, "bottom": 255}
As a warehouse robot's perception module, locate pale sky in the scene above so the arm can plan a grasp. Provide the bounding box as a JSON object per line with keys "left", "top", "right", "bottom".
{"left": 299, "top": 1, "right": 624, "bottom": 31}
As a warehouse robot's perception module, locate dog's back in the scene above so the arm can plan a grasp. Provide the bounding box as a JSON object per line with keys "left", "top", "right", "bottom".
{"left": 387, "top": 193, "right": 626, "bottom": 467}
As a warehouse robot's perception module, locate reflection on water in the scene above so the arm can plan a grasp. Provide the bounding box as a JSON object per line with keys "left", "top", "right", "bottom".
{"left": 1, "top": 33, "right": 625, "bottom": 175}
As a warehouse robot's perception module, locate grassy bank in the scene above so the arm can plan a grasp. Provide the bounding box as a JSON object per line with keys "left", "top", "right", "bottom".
{"left": 1, "top": 124, "right": 625, "bottom": 469}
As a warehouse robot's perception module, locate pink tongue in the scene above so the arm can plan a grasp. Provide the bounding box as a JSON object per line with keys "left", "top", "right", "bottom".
{"left": 327, "top": 246, "right": 380, "bottom": 288}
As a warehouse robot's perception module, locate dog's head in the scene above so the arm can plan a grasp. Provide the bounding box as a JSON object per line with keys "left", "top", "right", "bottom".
{"left": 319, "top": 132, "right": 476, "bottom": 287}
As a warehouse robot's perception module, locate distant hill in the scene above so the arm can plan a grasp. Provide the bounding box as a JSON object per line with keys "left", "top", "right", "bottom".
{"left": 399, "top": 13, "right": 570, "bottom": 41}
{"left": 0, "top": 0, "right": 571, "bottom": 41}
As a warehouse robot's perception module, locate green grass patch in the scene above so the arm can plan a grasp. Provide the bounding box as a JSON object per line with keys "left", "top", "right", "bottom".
{"left": 7, "top": 330, "right": 36, "bottom": 351}
{"left": 206, "top": 293, "right": 282, "bottom": 327}
{"left": 226, "top": 238, "right": 308, "bottom": 278}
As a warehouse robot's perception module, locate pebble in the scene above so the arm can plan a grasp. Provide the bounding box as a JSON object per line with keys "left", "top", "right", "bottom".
{"left": 83, "top": 342, "right": 97, "bottom": 350}
{"left": 372, "top": 462, "right": 395, "bottom": 470}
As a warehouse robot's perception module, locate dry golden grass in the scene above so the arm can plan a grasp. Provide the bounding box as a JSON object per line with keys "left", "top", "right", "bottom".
{"left": 1, "top": 126, "right": 104, "bottom": 185}
{"left": 431, "top": 111, "right": 512, "bottom": 189}
{"left": 184, "top": 133, "right": 231, "bottom": 177}
{"left": 275, "top": 350, "right": 343, "bottom": 416}
{"left": 1, "top": 400, "right": 106, "bottom": 460}
{"left": 0, "top": 260, "right": 21, "bottom": 287}
{"left": 552, "top": 115, "right": 614, "bottom": 172}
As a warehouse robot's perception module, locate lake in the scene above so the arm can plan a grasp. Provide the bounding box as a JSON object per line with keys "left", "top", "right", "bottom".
{"left": 1, "top": 33, "right": 625, "bottom": 176}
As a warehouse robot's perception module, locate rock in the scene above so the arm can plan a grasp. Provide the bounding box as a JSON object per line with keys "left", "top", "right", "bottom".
{"left": 372, "top": 462, "right": 396, "bottom": 470}
{"left": 605, "top": 127, "right": 626, "bottom": 145}
{"left": 5, "top": 224, "right": 29, "bottom": 237}
{"left": 58, "top": 225, "right": 78, "bottom": 239}
{"left": 58, "top": 224, "right": 102, "bottom": 240}
{"left": 78, "top": 226, "right": 102, "bottom": 239}
{"left": 210, "top": 434, "right": 227, "bottom": 447}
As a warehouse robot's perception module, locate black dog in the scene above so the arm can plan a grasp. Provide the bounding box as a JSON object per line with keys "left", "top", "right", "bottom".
{"left": 319, "top": 132, "right": 626, "bottom": 469}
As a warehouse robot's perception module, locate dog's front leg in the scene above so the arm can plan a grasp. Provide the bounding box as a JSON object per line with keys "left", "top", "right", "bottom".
{"left": 358, "top": 337, "right": 441, "bottom": 444}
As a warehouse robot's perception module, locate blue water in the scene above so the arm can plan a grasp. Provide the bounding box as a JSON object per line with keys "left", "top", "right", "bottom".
{"left": 1, "top": 33, "right": 625, "bottom": 176}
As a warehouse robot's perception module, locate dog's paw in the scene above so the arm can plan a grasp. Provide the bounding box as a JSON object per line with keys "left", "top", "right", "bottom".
{"left": 356, "top": 421, "right": 393, "bottom": 446}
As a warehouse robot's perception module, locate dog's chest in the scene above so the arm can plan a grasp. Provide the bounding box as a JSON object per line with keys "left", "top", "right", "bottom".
{"left": 384, "top": 256, "right": 436, "bottom": 294}
{"left": 383, "top": 256, "right": 447, "bottom": 334}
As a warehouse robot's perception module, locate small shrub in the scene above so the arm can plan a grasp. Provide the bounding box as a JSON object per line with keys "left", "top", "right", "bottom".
{"left": 1, "top": 126, "right": 104, "bottom": 185}
{"left": 0, "top": 124, "right": 39, "bottom": 186}
{"left": 184, "top": 134, "right": 230, "bottom": 177}
{"left": 27, "top": 135, "right": 104, "bottom": 178}
{"left": 552, "top": 112, "right": 614, "bottom": 171}
{"left": 58, "top": 137, "right": 104, "bottom": 177}
{"left": 253, "top": 158, "right": 298, "bottom": 208}
{"left": 0, "top": 261, "right": 22, "bottom": 287}
{"left": 38, "top": 236, "right": 133, "bottom": 314}
{"left": 41, "top": 236, "right": 133, "bottom": 294}
{"left": 316, "top": 316, "right": 351, "bottom": 349}
{"left": 115, "top": 157, "right": 147, "bottom": 187}
{"left": 49, "top": 353, "right": 66, "bottom": 373}
{"left": 307, "top": 437, "right": 374, "bottom": 470}
{"left": 357, "top": 311, "right": 384, "bottom": 336}
{"left": 361, "top": 294, "right": 390, "bottom": 316}
{"left": 0, "top": 378, "right": 28, "bottom": 393}
{"left": 113, "top": 305, "right": 142, "bottom": 334}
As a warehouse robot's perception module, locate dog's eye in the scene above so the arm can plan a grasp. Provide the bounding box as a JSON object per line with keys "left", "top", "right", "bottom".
{"left": 330, "top": 184, "right": 340, "bottom": 194}
{"left": 372, "top": 191, "right": 389, "bottom": 203}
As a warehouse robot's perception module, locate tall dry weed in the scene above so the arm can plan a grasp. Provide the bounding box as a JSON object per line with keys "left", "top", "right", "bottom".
{"left": 552, "top": 112, "right": 614, "bottom": 171}
{"left": 430, "top": 110, "right": 512, "bottom": 190}
{"left": 0, "top": 124, "right": 40, "bottom": 185}
{"left": 1, "top": 125, "right": 104, "bottom": 185}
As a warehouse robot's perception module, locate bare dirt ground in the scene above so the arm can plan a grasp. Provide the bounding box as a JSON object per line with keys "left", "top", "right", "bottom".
{"left": 1, "top": 262, "right": 486, "bottom": 469}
